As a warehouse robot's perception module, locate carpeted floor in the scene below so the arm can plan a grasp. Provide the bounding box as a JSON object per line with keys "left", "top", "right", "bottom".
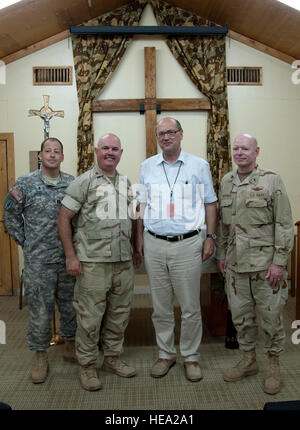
{"left": 0, "top": 292, "right": 299, "bottom": 411}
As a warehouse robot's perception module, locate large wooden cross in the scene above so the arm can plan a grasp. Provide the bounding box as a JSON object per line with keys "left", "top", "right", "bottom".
{"left": 92, "top": 47, "right": 211, "bottom": 158}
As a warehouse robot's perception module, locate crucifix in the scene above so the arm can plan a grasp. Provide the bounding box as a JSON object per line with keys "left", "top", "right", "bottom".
{"left": 28, "top": 95, "right": 64, "bottom": 139}
{"left": 92, "top": 47, "right": 211, "bottom": 158}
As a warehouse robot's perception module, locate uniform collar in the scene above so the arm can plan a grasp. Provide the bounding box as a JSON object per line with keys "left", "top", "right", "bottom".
{"left": 93, "top": 163, "right": 119, "bottom": 180}
{"left": 231, "top": 164, "right": 260, "bottom": 186}
{"left": 37, "top": 168, "right": 63, "bottom": 186}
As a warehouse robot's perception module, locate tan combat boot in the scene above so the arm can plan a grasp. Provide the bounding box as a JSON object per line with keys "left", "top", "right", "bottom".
{"left": 31, "top": 351, "right": 49, "bottom": 384}
{"left": 79, "top": 364, "right": 102, "bottom": 391}
{"left": 102, "top": 356, "right": 136, "bottom": 377}
{"left": 63, "top": 340, "right": 77, "bottom": 363}
{"left": 264, "top": 354, "right": 281, "bottom": 395}
{"left": 223, "top": 349, "right": 259, "bottom": 382}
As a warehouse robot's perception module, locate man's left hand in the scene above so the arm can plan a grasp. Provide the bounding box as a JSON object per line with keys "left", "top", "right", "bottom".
{"left": 132, "top": 251, "right": 142, "bottom": 268}
{"left": 265, "top": 264, "right": 284, "bottom": 288}
{"left": 202, "top": 238, "right": 215, "bottom": 262}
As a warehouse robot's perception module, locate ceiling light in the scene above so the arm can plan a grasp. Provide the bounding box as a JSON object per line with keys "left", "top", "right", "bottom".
{"left": 276, "top": 0, "right": 300, "bottom": 11}
{"left": 0, "top": 0, "right": 23, "bottom": 11}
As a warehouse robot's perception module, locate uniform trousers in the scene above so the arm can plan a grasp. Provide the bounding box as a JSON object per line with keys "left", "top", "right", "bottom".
{"left": 23, "top": 262, "right": 76, "bottom": 351}
{"left": 73, "top": 260, "right": 134, "bottom": 367}
{"left": 144, "top": 231, "right": 203, "bottom": 362}
{"left": 225, "top": 268, "right": 288, "bottom": 356}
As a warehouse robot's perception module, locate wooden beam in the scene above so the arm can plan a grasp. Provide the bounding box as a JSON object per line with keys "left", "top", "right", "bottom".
{"left": 70, "top": 25, "right": 228, "bottom": 36}
{"left": 93, "top": 99, "right": 145, "bottom": 112}
{"left": 156, "top": 98, "right": 211, "bottom": 111}
{"left": 144, "top": 47, "right": 157, "bottom": 159}
{"left": 92, "top": 98, "right": 211, "bottom": 112}
{"left": 1, "top": 30, "right": 70, "bottom": 65}
{"left": 228, "top": 30, "right": 296, "bottom": 65}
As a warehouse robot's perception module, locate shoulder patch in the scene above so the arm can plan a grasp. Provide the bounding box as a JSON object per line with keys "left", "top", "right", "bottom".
{"left": 11, "top": 187, "right": 23, "bottom": 202}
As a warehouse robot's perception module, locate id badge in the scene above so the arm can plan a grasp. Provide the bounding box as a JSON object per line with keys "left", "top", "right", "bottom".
{"left": 167, "top": 203, "right": 175, "bottom": 217}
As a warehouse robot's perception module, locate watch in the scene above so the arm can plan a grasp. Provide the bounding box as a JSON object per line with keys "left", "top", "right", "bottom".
{"left": 206, "top": 233, "right": 217, "bottom": 240}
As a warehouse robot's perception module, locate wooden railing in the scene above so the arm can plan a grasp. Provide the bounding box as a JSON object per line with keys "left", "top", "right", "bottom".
{"left": 295, "top": 223, "right": 300, "bottom": 320}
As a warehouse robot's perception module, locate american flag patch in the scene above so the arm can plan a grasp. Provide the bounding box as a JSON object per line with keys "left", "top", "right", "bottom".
{"left": 11, "top": 187, "right": 23, "bottom": 201}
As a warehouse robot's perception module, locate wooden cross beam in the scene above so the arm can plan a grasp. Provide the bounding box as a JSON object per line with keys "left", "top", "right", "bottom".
{"left": 92, "top": 47, "right": 211, "bottom": 158}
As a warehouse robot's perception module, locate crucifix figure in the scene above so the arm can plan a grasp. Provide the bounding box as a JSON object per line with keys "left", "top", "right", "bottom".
{"left": 92, "top": 47, "right": 211, "bottom": 158}
{"left": 28, "top": 95, "right": 64, "bottom": 139}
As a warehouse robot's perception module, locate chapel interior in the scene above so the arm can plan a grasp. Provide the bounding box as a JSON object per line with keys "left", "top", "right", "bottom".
{"left": 0, "top": 0, "right": 300, "bottom": 412}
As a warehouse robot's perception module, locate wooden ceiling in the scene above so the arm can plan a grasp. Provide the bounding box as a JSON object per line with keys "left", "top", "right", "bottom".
{"left": 1, "top": 0, "right": 300, "bottom": 64}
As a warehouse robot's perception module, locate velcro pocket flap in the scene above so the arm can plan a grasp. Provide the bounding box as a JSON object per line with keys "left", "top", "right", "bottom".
{"left": 245, "top": 199, "right": 267, "bottom": 208}
{"left": 86, "top": 230, "right": 112, "bottom": 240}
{"left": 221, "top": 198, "right": 233, "bottom": 207}
{"left": 249, "top": 237, "right": 274, "bottom": 247}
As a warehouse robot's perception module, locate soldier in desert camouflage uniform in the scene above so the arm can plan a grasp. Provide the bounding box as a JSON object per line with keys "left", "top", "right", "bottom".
{"left": 57, "top": 133, "right": 138, "bottom": 391}
{"left": 3, "top": 138, "right": 76, "bottom": 384}
{"left": 216, "top": 134, "right": 294, "bottom": 395}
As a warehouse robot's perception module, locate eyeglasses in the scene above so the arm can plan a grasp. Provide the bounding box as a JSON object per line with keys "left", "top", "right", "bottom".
{"left": 157, "top": 129, "right": 181, "bottom": 138}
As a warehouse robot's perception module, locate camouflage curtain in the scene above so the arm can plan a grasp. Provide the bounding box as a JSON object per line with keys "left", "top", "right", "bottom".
{"left": 72, "top": 0, "right": 147, "bottom": 174}
{"left": 150, "top": 0, "right": 231, "bottom": 192}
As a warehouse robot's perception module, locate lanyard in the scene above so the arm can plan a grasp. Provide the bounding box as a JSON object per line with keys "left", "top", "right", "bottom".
{"left": 162, "top": 161, "right": 183, "bottom": 201}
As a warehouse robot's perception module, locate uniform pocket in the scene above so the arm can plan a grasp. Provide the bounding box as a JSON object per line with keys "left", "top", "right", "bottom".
{"left": 249, "top": 236, "right": 274, "bottom": 268}
{"left": 245, "top": 198, "right": 272, "bottom": 224}
{"left": 221, "top": 197, "right": 233, "bottom": 225}
{"left": 87, "top": 185, "right": 116, "bottom": 220}
{"left": 85, "top": 230, "right": 112, "bottom": 257}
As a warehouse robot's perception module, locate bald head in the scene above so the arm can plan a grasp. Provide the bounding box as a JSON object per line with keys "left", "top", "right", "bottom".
{"left": 156, "top": 117, "right": 182, "bottom": 134}
{"left": 236, "top": 134, "right": 258, "bottom": 147}
{"left": 97, "top": 133, "right": 121, "bottom": 149}
{"left": 94, "top": 133, "right": 123, "bottom": 176}
{"left": 233, "top": 134, "right": 259, "bottom": 173}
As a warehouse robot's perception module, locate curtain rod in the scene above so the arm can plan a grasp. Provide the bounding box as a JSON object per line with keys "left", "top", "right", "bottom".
{"left": 69, "top": 25, "right": 228, "bottom": 36}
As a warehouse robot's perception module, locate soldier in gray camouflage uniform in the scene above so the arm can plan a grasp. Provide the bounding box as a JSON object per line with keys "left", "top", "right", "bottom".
{"left": 216, "top": 134, "right": 294, "bottom": 395}
{"left": 57, "top": 133, "right": 138, "bottom": 391}
{"left": 3, "top": 138, "right": 76, "bottom": 384}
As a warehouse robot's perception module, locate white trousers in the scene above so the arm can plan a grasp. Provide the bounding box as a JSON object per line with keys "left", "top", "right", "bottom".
{"left": 144, "top": 231, "right": 203, "bottom": 362}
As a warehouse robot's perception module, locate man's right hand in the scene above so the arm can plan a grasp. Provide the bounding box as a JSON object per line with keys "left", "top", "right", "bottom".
{"left": 217, "top": 259, "right": 227, "bottom": 276}
{"left": 66, "top": 255, "right": 83, "bottom": 277}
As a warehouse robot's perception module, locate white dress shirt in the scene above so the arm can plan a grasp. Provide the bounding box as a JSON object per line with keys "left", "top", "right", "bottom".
{"left": 137, "top": 150, "right": 217, "bottom": 235}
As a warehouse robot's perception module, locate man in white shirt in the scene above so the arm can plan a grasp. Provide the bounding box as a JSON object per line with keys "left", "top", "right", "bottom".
{"left": 136, "top": 117, "right": 217, "bottom": 382}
